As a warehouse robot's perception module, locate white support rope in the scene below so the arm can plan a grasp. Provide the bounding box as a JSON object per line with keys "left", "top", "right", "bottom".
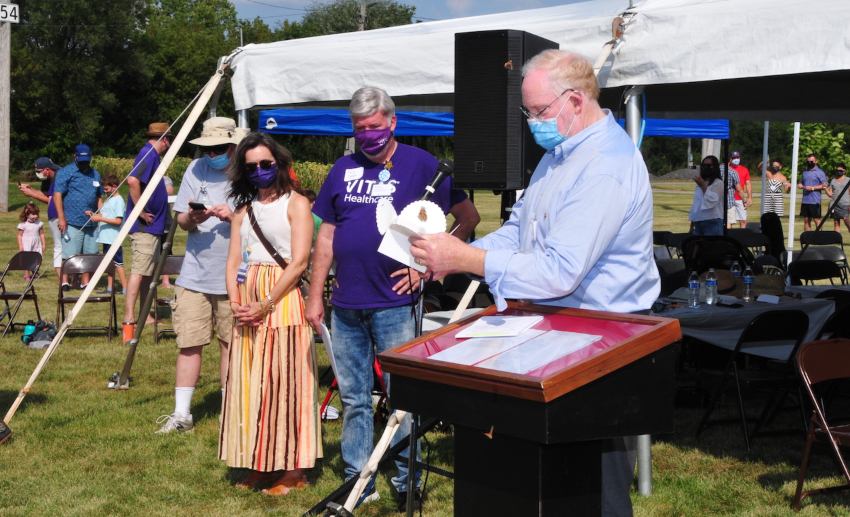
{"left": 3, "top": 68, "right": 227, "bottom": 425}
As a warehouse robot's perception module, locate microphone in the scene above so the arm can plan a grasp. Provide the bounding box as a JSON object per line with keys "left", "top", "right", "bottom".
{"left": 419, "top": 159, "right": 454, "bottom": 201}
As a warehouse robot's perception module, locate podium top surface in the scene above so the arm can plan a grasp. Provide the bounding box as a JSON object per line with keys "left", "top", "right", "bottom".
{"left": 380, "top": 302, "right": 681, "bottom": 402}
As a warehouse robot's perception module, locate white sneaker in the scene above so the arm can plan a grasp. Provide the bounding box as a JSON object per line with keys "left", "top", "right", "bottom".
{"left": 356, "top": 489, "right": 380, "bottom": 508}
{"left": 155, "top": 413, "right": 194, "bottom": 434}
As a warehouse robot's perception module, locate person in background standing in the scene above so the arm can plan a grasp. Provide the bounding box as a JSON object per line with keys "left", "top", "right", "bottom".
{"left": 155, "top": 117, "right": 243, "bottom": 435}
{"left": 19, "top": 157, "right": 63, "bottom": 279}
{"left": 797, "top": 153, "right": 829, "bottom": 231}
{"left": 763, "top": 159, "right": 790, "bottom": 217}
{"left": 826, "top": 163, "right": 850, "bottom": 234}
{"left": 729, "top": 150, "right": 751, "bottom": 228}
{"left": 690, "top": 156, "right": 725, "bottom": 236}
{"left": 123, "top": 122, "right": 171, "bottom": 342}
{"left": 53, "top": 144, "right": 103, "bottom": 289}
{"left": 17, "top": 203, "right": 45, "bottom": 280}
{"left": 87, "top": 175, "right": 127, "bottom": 295}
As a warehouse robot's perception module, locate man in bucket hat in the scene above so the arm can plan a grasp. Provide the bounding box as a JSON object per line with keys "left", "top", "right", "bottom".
{"left": 122, "top": 122, "right": 172, "bottom": 342}
{"left": 156, "top": 117, "right": 247, "bottom": 434}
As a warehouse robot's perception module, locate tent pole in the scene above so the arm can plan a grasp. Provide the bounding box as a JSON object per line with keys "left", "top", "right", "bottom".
{"left": 238, "top": 109, "right": 249, "bottom": 129}
{"left": 787, "top": 122, "right": 801, "bottom": 268}
{"left": 3, "top": 68, "right": 227, "bottom": 426}
{"left": 761, "top": 121, "right": 769, "bottom": 215}
{"left": 624, "top": 84, "right": 652, "bottom": 497}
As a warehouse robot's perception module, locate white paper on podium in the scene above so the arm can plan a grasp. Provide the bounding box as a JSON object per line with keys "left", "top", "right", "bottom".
{"left": 476, "top": 330, "right": 602, "bottom": 374}
{"left": 427, "top": 329, "right": 545, "bottom": 365}
{"left": 455, "top": 315, "right": 544, "bottom": 339}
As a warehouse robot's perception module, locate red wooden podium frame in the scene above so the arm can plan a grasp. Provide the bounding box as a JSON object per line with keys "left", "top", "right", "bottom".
{"left": 380, "top": 302, "right": 682, "bottom": 516}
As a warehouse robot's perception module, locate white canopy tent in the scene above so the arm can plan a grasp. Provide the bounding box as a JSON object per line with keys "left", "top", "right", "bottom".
{"left": 229, "top": 0, "right": 850, "bottom": 121}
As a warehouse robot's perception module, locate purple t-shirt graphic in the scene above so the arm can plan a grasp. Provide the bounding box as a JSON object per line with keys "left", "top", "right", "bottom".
{"left": 313, "top": 143, "right": 457, "bottom": 309}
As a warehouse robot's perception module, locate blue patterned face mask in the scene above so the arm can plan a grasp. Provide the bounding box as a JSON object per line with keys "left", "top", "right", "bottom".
{"left": 205, "top": 153, "right": 229, "bottom": 170}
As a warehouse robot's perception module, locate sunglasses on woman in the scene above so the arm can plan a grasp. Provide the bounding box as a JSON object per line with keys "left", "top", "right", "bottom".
{"left": 242, "top": 160, "right": 276, "bottom": 173}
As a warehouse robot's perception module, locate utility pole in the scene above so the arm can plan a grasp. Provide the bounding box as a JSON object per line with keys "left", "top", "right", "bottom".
{"left": 357, "top": 1, "right": 367, "bottom": 31}
{"left": 0, "top": 1, "right": 17, "bottom": 212}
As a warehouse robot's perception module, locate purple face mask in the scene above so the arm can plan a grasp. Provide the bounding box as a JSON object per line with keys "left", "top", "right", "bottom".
{"left": 247, "top": 163, "right": 278, "bottom": 189}
{"left": 355, "top": 127, "right": 392, "bottom": 155}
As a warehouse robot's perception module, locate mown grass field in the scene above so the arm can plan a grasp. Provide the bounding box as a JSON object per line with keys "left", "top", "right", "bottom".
{"left": 1, "top": 180, "right": 849, "bottom": 516}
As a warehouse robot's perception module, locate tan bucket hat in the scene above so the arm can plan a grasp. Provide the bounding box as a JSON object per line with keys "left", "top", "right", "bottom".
{"left": 146, "top": 122, "right": 172, "bottom": 138}
{"left": 189, "top": 117, "right": 244, "bottom": 147}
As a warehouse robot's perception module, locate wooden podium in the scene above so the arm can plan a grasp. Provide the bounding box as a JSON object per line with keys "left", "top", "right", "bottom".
{"left": 379, "top": 302, "right": 682, "bottom": 516}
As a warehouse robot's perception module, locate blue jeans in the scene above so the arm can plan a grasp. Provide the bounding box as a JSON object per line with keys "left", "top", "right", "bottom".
{"left": 692, "top": 218, "right": 723, "bottom": 236}
{"left": 61, "top": 224, "right": 98, "bottom": 259}
{"left": 331, "top": 305, "right": 420, "bottom": 494}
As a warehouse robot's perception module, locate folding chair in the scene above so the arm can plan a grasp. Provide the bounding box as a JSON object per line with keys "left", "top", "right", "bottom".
{"left": 793, "top": 338, "right": 850, "bottom": 509}
{"left": 681, "top": 235, "right": 755, "bottom": 274}
{"left": 0, "top": 251, "right": 42, "bottom": 336}
{"left": 753, "top": 254, "right": 784, "bottom": 277}
{"left": 152, "top": 255, "right": 184, "bottom": 344}
{"left": 696, "top": 310, "right": 809, "bottom": 450}
{"left": 761, "top": 212, "right": 786, "bottom": 263}
{"left": 728, "top": 228, "right": 769, "bottom": 256}
{"left": 814, "top": 289, "right": 850, "bottom": 339}
{"left": 57, "top": 254, "right": 117, "bottom": 340}
{"left": 788, "top": 260, "right": 845, "bottom": 286}
{"left": 799, "top": 231, "right": 849, "bottom": 282}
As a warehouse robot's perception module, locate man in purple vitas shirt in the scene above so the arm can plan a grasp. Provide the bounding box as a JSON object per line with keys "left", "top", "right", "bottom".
{"left": 307, "top": 86, "right": 479, "bottom": 510}
{"left": 123, "top": 122, "right": 171, "bottom": 339}
{"left": 797, "top": 152, "right": 828, "bottom": 231}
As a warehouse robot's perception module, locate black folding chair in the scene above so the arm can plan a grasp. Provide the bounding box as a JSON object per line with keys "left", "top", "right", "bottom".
{"left": 728, "top": 228, "right": 770, "bottom": 256}
{"left": 793, "top": 338, "right": 850, "bottom": 509}
{"left": 787, "top": 260, "right": 845, "bottom": 286}
{"left": 761, "top": 212, "right": 786, "bottom": 263}
{"left": 696, "top": 310, "right": 809, "bottom": 450}
{"left": 0, "top": 251, "right": 42, "bottom": 336}
{"left": 799, "top": 231, "right": 849, "bottom": 282}
{"left": 57, "top": 254, "right": 117, "bottom": 340}
{"left": 681, "top": 235, "right": 755, "bottom": 274}
{"left": 153, "top": 255, "right": 183, "bottom": 344}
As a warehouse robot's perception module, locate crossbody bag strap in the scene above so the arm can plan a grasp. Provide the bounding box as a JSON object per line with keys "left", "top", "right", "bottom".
{"left": 246, "top": 202, "right": 288, "bottom": 270}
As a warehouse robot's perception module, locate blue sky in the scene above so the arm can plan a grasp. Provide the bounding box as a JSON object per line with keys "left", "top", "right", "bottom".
{"left": 232, "top": 0, "right": 569, "bottom": 25}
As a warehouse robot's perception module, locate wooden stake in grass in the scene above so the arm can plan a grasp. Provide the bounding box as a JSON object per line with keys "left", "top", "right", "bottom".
{"left": 2, "top": 63, "right": 230, "bottom": 427}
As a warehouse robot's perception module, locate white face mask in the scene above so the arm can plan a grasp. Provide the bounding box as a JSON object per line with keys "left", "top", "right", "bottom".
{"left": 731, "top": 158, "right": 741, "bottom": 166}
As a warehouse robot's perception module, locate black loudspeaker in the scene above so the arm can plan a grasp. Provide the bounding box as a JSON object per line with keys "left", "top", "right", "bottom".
{"left": 453, "top": 30, "right": 559, "bottom": 190}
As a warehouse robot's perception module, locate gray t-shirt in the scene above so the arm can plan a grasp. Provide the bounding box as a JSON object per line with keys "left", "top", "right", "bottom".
{"left": 173, "top": 158, "right": 234, "bottom": 295}
{"left": 830, "top": 177, "right": 850, "bottom": 209}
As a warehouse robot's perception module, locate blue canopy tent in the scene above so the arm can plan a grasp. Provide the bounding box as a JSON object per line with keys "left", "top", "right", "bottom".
{"left": 259, "top": 108, "right": 453, "bottom": 136}
{"left": 259, "top": 108, "right": 729, "bottom": 140}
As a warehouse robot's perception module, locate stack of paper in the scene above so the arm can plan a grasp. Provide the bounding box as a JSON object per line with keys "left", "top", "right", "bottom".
{"left": 455, "top": 315, "right": 544, "bottom": 339}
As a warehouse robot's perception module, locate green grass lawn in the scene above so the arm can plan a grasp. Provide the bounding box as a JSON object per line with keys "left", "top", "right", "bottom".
{"left": 1, "top": 183, "right": 849, "bottom": 516}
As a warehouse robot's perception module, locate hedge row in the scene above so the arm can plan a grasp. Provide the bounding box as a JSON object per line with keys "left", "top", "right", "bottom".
{"left": 19, "top": 157, "right": 333, "bottom": 193}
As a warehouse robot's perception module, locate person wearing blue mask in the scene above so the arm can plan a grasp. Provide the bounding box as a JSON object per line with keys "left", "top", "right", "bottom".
{"left": 410, "top": 49, "right": 659, "bottom": 516}
{"left": 156, "top": 117, "right": 247, "bottom": 434}
{"left": 123, "top": 122, "right": 172, "bottom": 341}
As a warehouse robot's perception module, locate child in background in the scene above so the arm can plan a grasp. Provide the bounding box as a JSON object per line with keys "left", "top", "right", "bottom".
{"left": 87, "top": 175, "right": 127, "bottom": 294}
{"left": 17, "top": 202, "right": 46, "bottom": 280}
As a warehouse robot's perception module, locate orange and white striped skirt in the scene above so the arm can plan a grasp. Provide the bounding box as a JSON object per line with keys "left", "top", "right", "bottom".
{"left": 219, "top": 263, "right": 321, "bottom": 472}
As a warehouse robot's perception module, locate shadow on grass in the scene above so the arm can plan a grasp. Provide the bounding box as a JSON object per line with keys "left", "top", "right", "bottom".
{"left": 0, "top": 389, "right": 47, "bottom": 416}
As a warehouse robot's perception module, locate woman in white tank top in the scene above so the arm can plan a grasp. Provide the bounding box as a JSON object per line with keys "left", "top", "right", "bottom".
{"left": 220, "top": 132, "right": 320, "bottom": 495}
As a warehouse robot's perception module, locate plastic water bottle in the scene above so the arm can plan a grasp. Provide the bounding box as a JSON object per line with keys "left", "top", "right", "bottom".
{"left": 705, "top": 268, "right": 718, "bottom": 306}
{"left": 688, "top": 271, "right": 700, "bottom": 309}
{"left": 730, "top": 262, "right": 741, "bottom": 278}
{"left": 742, "top": 266, "right": 754, "bottom": 303}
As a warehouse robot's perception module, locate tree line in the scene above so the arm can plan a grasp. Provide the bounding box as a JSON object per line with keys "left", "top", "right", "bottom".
{"left": 9, "top": 0, "right": 850, "bottom": 176}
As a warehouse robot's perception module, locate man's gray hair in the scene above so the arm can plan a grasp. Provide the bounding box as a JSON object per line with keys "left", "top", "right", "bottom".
{"left": 349, "top": 86, "right": 396, "bottom": 119}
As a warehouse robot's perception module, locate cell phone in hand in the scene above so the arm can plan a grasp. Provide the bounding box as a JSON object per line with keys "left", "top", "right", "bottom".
{"left": 188, "top": 202, "right": 208, "bottom": 211}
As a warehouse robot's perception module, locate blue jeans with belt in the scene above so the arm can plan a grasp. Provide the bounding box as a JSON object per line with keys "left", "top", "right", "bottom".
{"left": 331, "top": 305, "right": 420, "bottom": 495}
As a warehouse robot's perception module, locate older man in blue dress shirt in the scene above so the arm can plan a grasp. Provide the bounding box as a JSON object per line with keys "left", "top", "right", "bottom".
{"left": 410, "top": 49, "right": 660, "bottom": 516}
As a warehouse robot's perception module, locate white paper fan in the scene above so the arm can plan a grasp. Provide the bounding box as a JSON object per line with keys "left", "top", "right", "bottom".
{"left": 375, "top": 198, "right": 397, "bottom": 235}
{"left": 395, "top": 200, "right": 446, "bottom": 235}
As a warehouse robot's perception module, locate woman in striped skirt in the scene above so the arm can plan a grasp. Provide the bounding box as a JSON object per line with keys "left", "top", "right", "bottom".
{"left": 222, "top": 132, "right": 320, "bottom": 495}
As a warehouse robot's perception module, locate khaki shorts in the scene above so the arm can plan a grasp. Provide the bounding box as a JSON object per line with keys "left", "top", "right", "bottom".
{"left": 172, "top": 286, "right": 233, "bottom": 349}
{"left": 130, "top": 232, "right": 161, "bottom": 276}
{"left": 726, "top": 207, "right": 738, "bottom": 224}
